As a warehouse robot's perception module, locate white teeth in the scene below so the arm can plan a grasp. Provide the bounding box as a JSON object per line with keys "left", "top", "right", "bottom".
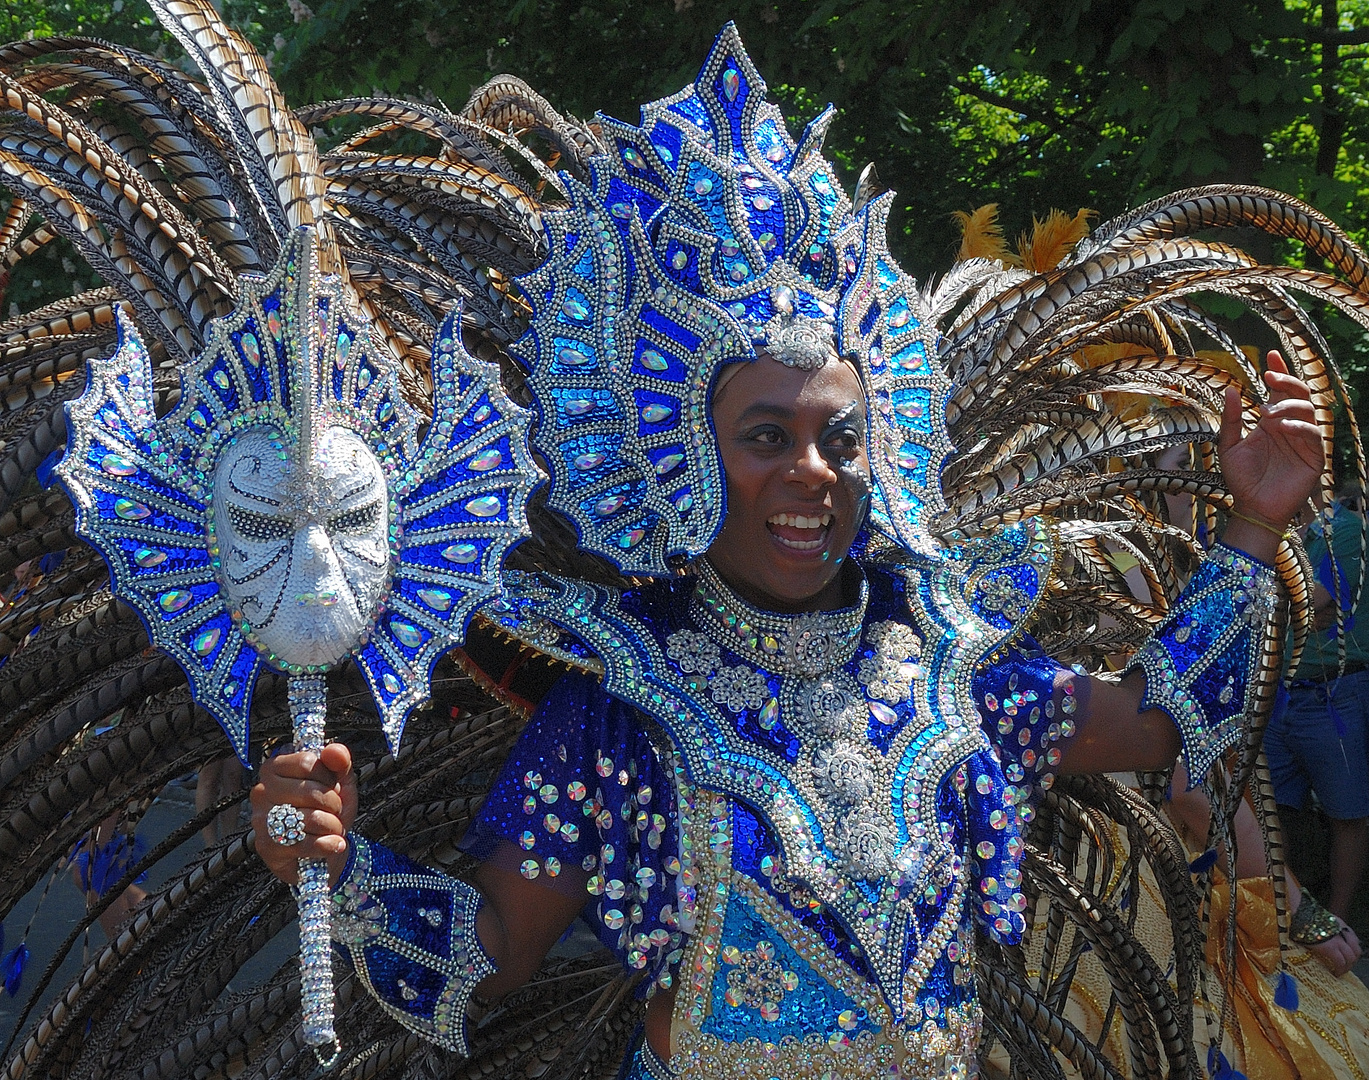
{"left": 766, "top": 512, "right": 834, "bottom": 529}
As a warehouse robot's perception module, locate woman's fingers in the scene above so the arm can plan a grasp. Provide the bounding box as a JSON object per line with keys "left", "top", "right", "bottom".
{"left": 251, "top": 775, "right": 344, "bottom": 816}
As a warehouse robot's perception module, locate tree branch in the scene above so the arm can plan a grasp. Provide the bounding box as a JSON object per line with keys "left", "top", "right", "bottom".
{"left": 1298, "top": 25, "right": 1369, "bottom": 45}
{"left": 954, "top": 81, "right": 1099, "bottom": 138}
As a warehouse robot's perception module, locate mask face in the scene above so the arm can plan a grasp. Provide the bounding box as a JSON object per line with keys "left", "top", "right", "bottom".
{"left": 212, "top": 426, "right": 390, "bottom": 668}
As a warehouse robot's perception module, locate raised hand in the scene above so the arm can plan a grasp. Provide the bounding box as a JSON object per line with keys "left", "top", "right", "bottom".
{"left": 1218, "top": 350, "right": 1323, "bottom": 561}
{"left": 251, "top": 742, "right": 357, "bottom": 886}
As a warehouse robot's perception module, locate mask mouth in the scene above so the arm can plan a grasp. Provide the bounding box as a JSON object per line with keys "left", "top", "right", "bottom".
{"left": 766, "top": 511, "right": 834, "bottom": 551}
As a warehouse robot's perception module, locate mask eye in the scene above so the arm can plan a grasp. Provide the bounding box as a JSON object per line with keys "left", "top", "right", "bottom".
{"left": 330, "top": 501, "right": 382, "bottom": 533}
{"left": 226, "top": 504, "right": 293, "bottom": 542}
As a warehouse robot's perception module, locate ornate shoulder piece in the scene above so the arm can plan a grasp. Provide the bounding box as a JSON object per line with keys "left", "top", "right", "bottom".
{"left": 1125, "top": 543, "right": 1279, "bottom": 784}
{"left": 56, "top": 229, "right": 538, "bottom": 757}
{"left": 511, "top": 22, "right": 956, "bottom": 573}
{"left": 331, "top": 835, "right": 497, "bottom": 1055}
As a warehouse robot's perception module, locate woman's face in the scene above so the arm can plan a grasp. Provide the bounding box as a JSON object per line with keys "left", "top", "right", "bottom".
{"left": 706, "top": 354, "right": 870, "bottom": 612}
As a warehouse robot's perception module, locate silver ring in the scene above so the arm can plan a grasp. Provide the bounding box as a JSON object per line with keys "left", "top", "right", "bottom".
{"left": 266, "top": 803, "right": 307, "bottom": 847}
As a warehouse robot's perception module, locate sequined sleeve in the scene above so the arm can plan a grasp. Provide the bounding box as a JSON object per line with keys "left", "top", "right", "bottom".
{"left": 461, "top": 671, "right": 686, "bottom": 993}
{"left": 1124, "top": 542, "right": 1278, "bottom": 787}
{"left": 966, "top": 642, "right": 1080, "bottom": 945}
{"left": 330, "top": 834, "right": 496, "bottom": 1055}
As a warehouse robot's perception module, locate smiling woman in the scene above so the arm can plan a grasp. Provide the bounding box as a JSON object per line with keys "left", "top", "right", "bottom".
{"left": 5, "top": 5, "right": 1369, "bottom": 1079}
{"left": 707, "top": 355, "right": 870, "bottom": 612}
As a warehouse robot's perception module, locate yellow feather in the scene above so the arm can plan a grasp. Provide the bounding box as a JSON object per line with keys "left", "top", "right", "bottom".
{"left": 951, "top": 203, "right": 1016, "bottom": 265}
{"left": 1017, "top": 208, "right": 1096, "bottom": 273}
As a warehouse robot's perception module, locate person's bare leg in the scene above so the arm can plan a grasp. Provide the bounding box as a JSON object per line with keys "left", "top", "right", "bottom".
{"left": 1328, "top": 816, "right": 1368, "bottom": 920}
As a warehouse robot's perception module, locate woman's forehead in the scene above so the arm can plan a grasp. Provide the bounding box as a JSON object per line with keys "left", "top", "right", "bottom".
{"left": 713, "top": 355, "right": 864, "bottom": 416}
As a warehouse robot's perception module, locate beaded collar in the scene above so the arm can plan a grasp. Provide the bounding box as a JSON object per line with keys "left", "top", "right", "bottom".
{"left": 690, "top": 559, "right": 867, "bottom": 678}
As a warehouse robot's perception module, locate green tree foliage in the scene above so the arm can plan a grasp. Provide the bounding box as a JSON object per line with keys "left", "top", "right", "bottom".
{"left": 6, "top": 0, "right": 1369, "bottom": 405}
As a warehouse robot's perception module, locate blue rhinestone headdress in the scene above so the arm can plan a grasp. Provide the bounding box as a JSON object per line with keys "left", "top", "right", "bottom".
{"left": 512, "top": 22, "right": 953, "bottom": 574}
{"left": 56, "top": 230, "right": 538, "bottom": 758}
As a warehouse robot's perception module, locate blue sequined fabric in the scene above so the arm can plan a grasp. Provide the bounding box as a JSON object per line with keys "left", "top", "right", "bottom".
{"left": 329, "top": 835, "right": 497, "bottom": 1054}
{"left": 461, "top": 675, "right": 685, "bottom": 993}
{"left": 1125, "top": 542, "right": 1278, "bottom": 785}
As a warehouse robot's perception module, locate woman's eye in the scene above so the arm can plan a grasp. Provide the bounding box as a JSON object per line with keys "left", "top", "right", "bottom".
{"left": 748, "top": 427, "right": 786, "bottom": 446}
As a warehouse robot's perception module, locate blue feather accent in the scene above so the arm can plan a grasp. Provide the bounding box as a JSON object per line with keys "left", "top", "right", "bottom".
{"left": 1274, "top": 969, "right": 1299, "bottom": 1011}
{"left": 3, "top": 943, "right": 29, "bottom": 996}
{"left": 1189, "top": 848, "right": 1218, "bottom": 874}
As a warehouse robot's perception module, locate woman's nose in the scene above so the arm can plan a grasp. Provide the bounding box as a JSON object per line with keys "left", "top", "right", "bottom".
{"left": 789, "top": 441, "right": 836, "bottom": 488}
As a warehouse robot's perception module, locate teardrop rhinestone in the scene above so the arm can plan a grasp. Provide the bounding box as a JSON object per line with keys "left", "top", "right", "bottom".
{"left": 381, "top": 672, "right": 402, "bottom": 695}
{"left": 390, "top": 619, "right": 423, "bottom": 648}
{"left": 595, "top": 495, "right": 624, "bottom": 516}
{"left": 265, "top": 312, "right": 282, "bottom": 342}
{"left": 336, "top": 331, "right": 352, "bottom": 367}
{"left": 377, "top": 400, "right": 394, "bottom": 423}
{"left": 869, "top": 701, "right": 899, "bottom": 726}
{"left": 468, "top": 448, "right": 502, "bottom": 472}
{"left": 465, "top": 495, "right": 501, "bottom": 518}
{"left": 564, "top": 399, "right": 595, "bottom": 417}
{"left": 417, "top": 587, "right": 453, "bottom": 612}
{"left": 722, "top": 66, "right": 741, "bottom": 101}
{"left": 115, "top": 498, "right": 151, "bottom": 521}
{"left": 561, "top": 295, "right": 590, "bottom": 321}
{"left": 101, "top": 453, "right": 137, "bottom": 477}
{"left": 611, "top": 202, "right": 630, "bottom": 220}
{"left": 223, "top": 680, "right": 240, "bottom": 699}
{"left": 357, "top": 366, "right": 372, "bottom": 389}
{"left": 640, "top": 404, "right": 673, "bottom": 423}
{"left": 897, "top": 448, "right": 923, "bottom": 469}
{"left": 192, "top": 626, "right": 221, "bottom": 657}
{"left": 766, "top": 144, "right": 785, "bottom": 162}
{"left": 159, "top": 589, "right": 191, "bottom": 614}
{"left": 133, "top": 546, "right": 166, "bottom": 568}
{"left": 640, "top": 350, "right": 668, "bottom": 372}
{"left": 557, "top": 347, "right": 591, "bottom": 366}
{"left": 743, "top": 176, "right": 764, "bottom": 190}
{"left": 771, "top": 285, "right": 795, "bottom": 314}
{"left": 759, "top": 698, "right": 779, "bottom": 730}
{"left": 675, "top": 492, "right": 693, "bottom": 513}
{"left": 212, "top": 369, "right": 230, "bottom": 389}
{"left": 889, "top": 305, "right": 911, "bottom": 328}
{"left": 655, "top": 453, "right": 684, "bottom": 476}
{"left": 442, "top": 543, "right": 478, "bottom": 564}
{"left": 574, "top": 452, "right": 606, "bottom": 470}
{"left": 623, "top": 146, "right": 645, "bottom": 169}
{"left": 617, "top": 528, "right": 646, "bottom": 549}
{"left": 472, "top": 404, "right": 492, "bottom": 423}
{"left": 895, "top": 401, "right": 925, "bottom": 419}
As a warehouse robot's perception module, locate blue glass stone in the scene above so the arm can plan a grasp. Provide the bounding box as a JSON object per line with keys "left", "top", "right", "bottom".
{"left": 212, "top": 369, "right": 230, "bottom": 389}
{"left": 640, "top": 350, "right": 669, "bottom": 372}
{"left": 442, "top": 543, "right": 478, "bottom": 564}
{"left": 562, "top": 295, "right": 590, "bottom": 321}
{"left": 558, "top": 347, "right": 592, "bottom": 366}
{"left": 159, "top": 589, "right": 192, "bottom": 614}
{"left": 723, "top": 66, "right": 740, "bottom": 101}
{"left": 655, "top": 453, "right": 684, "bottom": 476}
{"left": 133, "top": 546, "right": 166, "bottom": 568}
{"left": 336, "top": 331, "right": 352, "bottom": 365}
{"left": 565, "top": 399, "right": 595, "bottom": 417}
{"left": 358, "top": 366, "right": 372, "bottom": 389}
{"left": 595, "top": 495, "right": 625, "bottom": 516}
{"left": 618, "top": 528, "right": 646, "bottom": 549}
{"left": 115, "top": 498, "right": 151, "bottom": 521}
{"left": 391, "top": 619, "right": 423, "bottom": 648}
{"left": 575, "top": 452, "right": 606, "bottom": 470}
{"left": 417, "top": 588, "right": 453, "bottom": 611}
{"left": 378, "top": 400, "right": 394, "bottom": 422}
{"left": 469, "top": 448, "right": 502, "bottom": 472}
{"left": 869, "top": 701, "right": 898, "bottom": 725}
{"left": 611, "top": 202, "right": 630, "bottom": 220}
{"left": 193, "top": 626, "right": 221, "bottom": 656}
{"left": 623, "top": 146, "right": 645, "bottom": 169}
{"left": 101, "top": 453, "right": 137, "bottom": 477}
{"left": 240, "top": 332, "right": 261, "bottom": 365}
{"left": 465, "top": 495, "right": 501, "bottom": 518}
{"left": 675, "top": 492, "right": 693, "bottom": 513}
{"left": 381, "top": 672, "right": 402, "bottom": 694}
{"left": 641, "top": 404, "right": 673, "bottom": 423}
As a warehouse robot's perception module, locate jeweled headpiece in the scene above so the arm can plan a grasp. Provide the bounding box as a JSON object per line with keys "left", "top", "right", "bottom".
{"left": 57, "top": 229, "right": 538, "bottom": 758}
{"left": 512, "top": 22, "right": 954, "bottom": 573}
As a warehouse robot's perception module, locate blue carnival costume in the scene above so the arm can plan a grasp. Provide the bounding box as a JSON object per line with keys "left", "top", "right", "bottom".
{"left": 318, "top": 26, "right": 1279, "bottom": 1078}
